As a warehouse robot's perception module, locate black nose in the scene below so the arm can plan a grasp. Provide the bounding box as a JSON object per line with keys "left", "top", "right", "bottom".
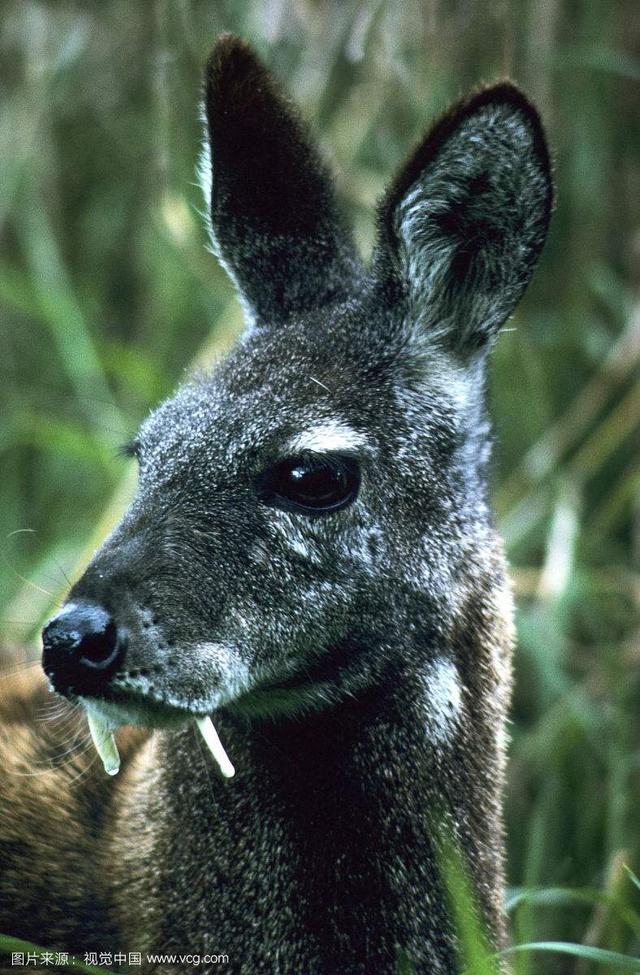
{"left": 42, "top": 603, "right": 127, "bottom": 696}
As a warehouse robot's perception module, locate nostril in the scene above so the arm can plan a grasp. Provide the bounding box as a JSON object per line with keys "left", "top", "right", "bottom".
{"left": 78, "top": 618, "right": 122, "bottom": 670}
{"left": 42, "top": 602, "right": 127, "bottom": 694}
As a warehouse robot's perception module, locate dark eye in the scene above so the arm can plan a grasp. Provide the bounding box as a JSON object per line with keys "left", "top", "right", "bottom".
{"left": 257, "top": 455, "right": 360, "bottom": 515}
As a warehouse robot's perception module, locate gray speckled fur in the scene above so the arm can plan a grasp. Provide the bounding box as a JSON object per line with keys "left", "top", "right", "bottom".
{"left": 2, "top": 36, "right": 552, "bottom": 975}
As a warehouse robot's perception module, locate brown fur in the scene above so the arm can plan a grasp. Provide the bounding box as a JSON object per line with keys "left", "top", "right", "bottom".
{"left": 0, "top": 661, "right": 148, "bottom": 970}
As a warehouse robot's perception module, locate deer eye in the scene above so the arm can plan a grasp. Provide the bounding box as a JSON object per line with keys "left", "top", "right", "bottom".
{"left": 257, "top": 455, "right": 360, "bottom": 515}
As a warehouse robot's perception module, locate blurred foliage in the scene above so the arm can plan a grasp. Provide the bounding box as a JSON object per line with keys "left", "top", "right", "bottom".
{"left": 1, "top": 1, "right": 640, "bottom": 971}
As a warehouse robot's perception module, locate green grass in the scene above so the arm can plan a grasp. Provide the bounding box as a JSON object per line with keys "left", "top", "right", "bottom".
{"left": 1, "top": 2, "right": 639, "bottom": 973}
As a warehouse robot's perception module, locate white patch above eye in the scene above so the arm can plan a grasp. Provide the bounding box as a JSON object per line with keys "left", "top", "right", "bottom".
{"left": 421, "top": 658, "right": 463, "bottom": 744}
{"left": 287, "top": 421, "right": 369, "bottom": 455}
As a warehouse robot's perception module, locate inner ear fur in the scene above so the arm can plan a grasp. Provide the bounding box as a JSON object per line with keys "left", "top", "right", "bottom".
{"left": 203, "top": 35, "right": 358, "bottom": 325}
{"left": 375, "top": 82, "right": 553, "bottom": 352}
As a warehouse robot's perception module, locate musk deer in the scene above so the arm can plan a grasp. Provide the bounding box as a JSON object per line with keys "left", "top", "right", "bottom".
{"left": 0, "top": 35, "right": 552, "bottom": 975}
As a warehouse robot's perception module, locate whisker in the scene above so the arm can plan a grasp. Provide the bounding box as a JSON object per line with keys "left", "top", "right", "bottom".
{"left": 0, "top": 736, "right": 95, "bottom": 778}
{"left": 0, "top": 659, "right": 43, "bottom": 679}
{"left": 37, "top": 701, "right": 77, "bottom": 723}
{"left": 1, "top": 620, "right": 40, "bottom": 627}
{"left": 0, "top": 559, "right": 53, "bottom": 597}
{"left": 39, "top": 718, "right": 87, "bottom": 752}
{"left": 192, "top": 722, "right": 221, "bottom": 809}
{"left": 2, "top": 529, "right": 63, "bottom": 597}
{"left": 63, "top": 749, "right": 100, "bottom": 788}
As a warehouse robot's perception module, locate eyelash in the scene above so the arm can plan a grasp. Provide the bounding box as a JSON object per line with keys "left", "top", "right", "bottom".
{"left": 117, "top": 440, "right": 140, "bottom": 460}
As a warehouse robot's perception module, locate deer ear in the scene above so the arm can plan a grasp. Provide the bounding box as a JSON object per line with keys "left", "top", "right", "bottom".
{"left": 202, "top": 36, "right": 358, "bottom": 327}
{"left": 375, "top": 83, "right": 553, "bottom": 352}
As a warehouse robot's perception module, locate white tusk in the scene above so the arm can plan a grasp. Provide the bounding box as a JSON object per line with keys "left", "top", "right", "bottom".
{"left": 195, "top": 716, "right": 235, "bottom": 778}
{"left": 87, "top": 709, "right": 121, "bottom": 776}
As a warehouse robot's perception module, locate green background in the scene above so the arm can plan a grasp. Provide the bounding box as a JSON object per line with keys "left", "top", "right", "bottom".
{"left": 1, "top": 2, "right": 639, "bottom": 971}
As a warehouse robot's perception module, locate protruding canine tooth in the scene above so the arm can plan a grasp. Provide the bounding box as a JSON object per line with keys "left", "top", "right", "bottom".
{"left": 195, "top": 716, "right": 235, "bottom": 778}
{"left": 87, "top": 710, "right": 121, "bottom": 776}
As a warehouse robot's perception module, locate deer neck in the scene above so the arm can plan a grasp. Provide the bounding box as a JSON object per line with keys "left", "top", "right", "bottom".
{"left": 117, "top": 647, "right": 507, "bottom": 974}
